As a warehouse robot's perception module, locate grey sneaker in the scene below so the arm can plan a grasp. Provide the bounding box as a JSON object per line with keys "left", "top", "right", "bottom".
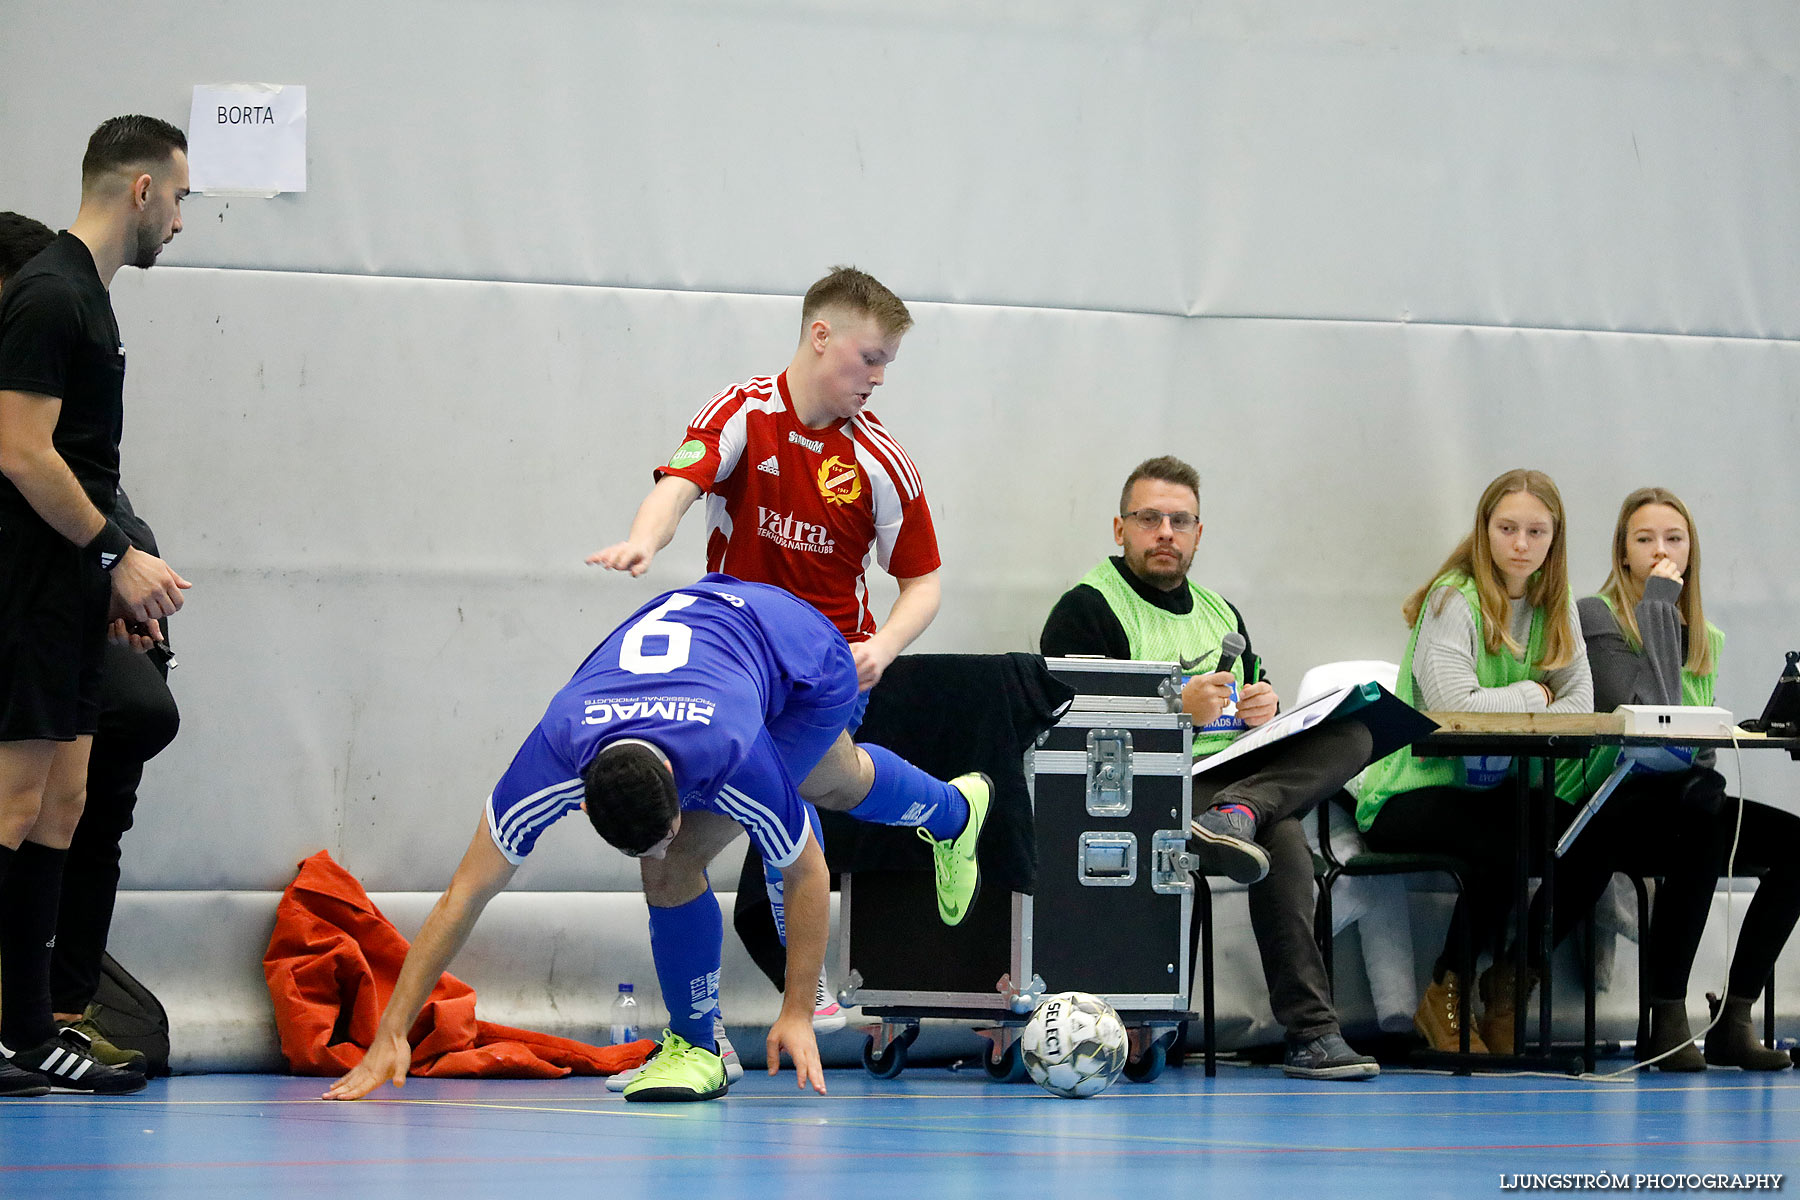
{"left": 1190, "top": 803, "right": 1270, "bottom": 884}
{"left": 1282, "top": 1032, "right": 1379, "bottom": 1081}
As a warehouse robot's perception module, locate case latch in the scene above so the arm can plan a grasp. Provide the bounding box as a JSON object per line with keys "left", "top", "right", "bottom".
{"left": 1085, "top": 729, "right": 1133, "bottom": 815}
{"left": 1077, "top": 832, "right": 1137, "bottom": 886}
{"left": 1151, "top": 830, "right": 1197, "bottom": 895}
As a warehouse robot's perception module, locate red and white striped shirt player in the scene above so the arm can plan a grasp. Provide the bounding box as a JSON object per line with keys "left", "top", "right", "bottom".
{"left": 589, "top": 267, "right": 942, "bottom": 695}
{"left": 586, "top": 268, "right": 954, "bottom": 1039}
{"left": 649, "top": 370, "right": 939, "bottom": 644}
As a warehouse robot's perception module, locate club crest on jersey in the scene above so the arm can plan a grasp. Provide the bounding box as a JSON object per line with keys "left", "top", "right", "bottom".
{"left": 815, "top": 456, "right": 862, "bottom": 506}
{"left": 583, "top": 696, "right": 717, "bottom": 726}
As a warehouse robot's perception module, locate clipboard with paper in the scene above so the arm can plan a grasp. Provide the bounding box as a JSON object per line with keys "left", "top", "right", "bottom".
{"left": 1190, "top": 680, "right": 1437, "bottom": 780}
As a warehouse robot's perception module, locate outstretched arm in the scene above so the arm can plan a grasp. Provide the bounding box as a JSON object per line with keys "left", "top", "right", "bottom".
{"left": 586, "top": 475, "right": 704, "bottom": 575}
{"left": 766, "top": 833, "right": 830, "bottom": 1094}
{"left": 323, "top": 817, "right": 518, "bottom": 1099}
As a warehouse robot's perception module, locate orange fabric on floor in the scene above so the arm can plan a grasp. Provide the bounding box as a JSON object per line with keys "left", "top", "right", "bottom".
{"left": 264, "top": 849, "right": 653, "bottom": 1078}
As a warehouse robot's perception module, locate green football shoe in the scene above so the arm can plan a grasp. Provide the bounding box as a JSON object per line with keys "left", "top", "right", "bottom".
{"left": 621, "top": 1029, "right": 730, "bottom": 1103}
{"left": 919, "top": 772, "right": 992, "bottom": 926}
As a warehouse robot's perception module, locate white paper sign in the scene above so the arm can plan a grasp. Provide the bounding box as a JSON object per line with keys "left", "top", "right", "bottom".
{"left": 187, "top": 84, "right": 307, "bottom": 196}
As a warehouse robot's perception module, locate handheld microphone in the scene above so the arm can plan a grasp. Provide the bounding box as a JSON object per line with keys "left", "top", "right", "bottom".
{"left": 1214, "top": 631, "right": 1247, "bottom": 676}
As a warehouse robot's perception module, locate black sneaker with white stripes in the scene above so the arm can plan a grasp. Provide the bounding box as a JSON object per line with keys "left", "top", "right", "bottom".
{"left": 8, "top": 1029, "right": 147, "bottom": 1094}
{"left": 1, "top": 1058, "right": 53, "bottom": 1098}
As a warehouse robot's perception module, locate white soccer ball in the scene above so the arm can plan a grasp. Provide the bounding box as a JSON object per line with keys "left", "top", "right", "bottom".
{"left": 1020, "top": 991, "right": 1129, "bottom": 1099}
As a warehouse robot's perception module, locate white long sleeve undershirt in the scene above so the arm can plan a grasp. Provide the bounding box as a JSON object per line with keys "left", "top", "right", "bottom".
{"left": 1411, "top": 586, "right": 1593, "bottom": 714}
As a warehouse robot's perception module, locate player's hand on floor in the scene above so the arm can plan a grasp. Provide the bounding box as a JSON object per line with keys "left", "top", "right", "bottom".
{"left": 322, "top": 1031, "right": 411, "bottom": 1100}
{"left": 586, "top": 540, "right": 653, "bottom": 575}
{"left": 767, "top": 1012, "right": 827, "bottom": 1095}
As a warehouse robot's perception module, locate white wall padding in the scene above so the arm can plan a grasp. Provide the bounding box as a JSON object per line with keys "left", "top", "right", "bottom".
{"left": 3, "top": 3, "right": 1798, "bottom": 334}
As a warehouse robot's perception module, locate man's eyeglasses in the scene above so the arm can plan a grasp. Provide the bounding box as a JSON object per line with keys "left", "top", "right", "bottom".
{"left": 1121, "top": 508, "right": 1199, "bottom": 534}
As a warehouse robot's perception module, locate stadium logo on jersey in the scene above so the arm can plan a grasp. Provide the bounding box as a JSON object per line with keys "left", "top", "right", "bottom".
{"left": 582, "top": 696, "right": 717, "bottom": 726}
{"left": 757, "top": 455, "right": 780, "bottom": 476}
{"left": 815, "top": 456, "right": 862, "bottom": 506}
{"left": 758, "top": 507, "right": 836, "bottom": 555}
{"left": 788, "top": 430, "right": 823, "bottom": 453}
{"left": 667, "top": 439, "right": 707, "bottom": 470}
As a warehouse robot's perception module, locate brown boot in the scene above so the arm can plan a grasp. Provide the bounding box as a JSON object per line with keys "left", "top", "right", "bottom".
{"left": 1477, "top": 961, "right": 1539, "bottom": 1056}
{"left": 1704, "top": 993, "right": 1793, "bottom": 1071}
{"left": 1415, "top": 971, "right": 1489, "bottom": 1054}
{"left": 1638, "top": 999, "right": 1706, "bottom": 1071}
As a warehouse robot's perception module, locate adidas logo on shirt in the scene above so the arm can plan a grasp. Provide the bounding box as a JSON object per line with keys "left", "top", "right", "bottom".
{"left": 757, "top": 455, "right": 780, "bottom": 476}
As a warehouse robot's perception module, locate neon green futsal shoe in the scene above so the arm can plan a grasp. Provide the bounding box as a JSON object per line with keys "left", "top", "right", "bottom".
{"left": 622, "top": 1029, "right": 730, "bottom": 1103}
{"left": 920, "top": 772, "right": 992, "bottom": 926}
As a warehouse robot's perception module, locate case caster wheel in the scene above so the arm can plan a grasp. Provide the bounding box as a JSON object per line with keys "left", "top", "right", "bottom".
{"left": 984, "top": 1039, "right": 1030, "bottom": 1083}
{"left": 863, "top": 1036, "right": 907, "bottom": 1079}
{"left": 862, "top": 1024, "right": 918, "bottom": 1080}
{"left": 1124, "top": 1030, "right": 1174, "bottom": 1083}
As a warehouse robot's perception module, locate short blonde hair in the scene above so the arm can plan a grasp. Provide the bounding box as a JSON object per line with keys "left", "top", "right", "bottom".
{"left": 801, "top": 266, "right": 912, "bottom": 337}
{"left": 1403, "top": 468, "right": 1579, "bottom": 669}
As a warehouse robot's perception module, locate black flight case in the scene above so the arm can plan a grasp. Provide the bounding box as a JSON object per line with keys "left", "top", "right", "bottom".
{"left": 839, "top": 657, "right": 1207, "bottom": 1082}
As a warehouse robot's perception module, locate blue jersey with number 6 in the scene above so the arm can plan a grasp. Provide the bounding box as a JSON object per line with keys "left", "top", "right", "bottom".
{"left": 485, "top": 575, "right": 859, "bottom": 867}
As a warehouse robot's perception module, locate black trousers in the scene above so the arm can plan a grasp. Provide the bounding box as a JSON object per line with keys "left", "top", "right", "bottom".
{"left": 1364, "top": 779, "right": 1575, "bottom": 980}
{"left": 1539, "top": 769, "right": 1729, "bottom": 998}
{"left": 1200, "top": 718, "right": 1374, "bottom": 1042}
{"left": 49, "top": 641, "right": 178, "bottom": 1015}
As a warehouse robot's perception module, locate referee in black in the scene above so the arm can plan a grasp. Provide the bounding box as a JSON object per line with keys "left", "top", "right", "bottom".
{"left": 0, "top": 116, "right": 192, "bottom": 1096}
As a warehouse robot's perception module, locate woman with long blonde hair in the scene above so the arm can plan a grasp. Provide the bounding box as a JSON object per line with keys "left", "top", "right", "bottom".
{"left": 1355, "top": 469, "right": 1593, "bottom": 1055}
{"left": 1564, "top": 487, "right": 1796, "bottom": 1070}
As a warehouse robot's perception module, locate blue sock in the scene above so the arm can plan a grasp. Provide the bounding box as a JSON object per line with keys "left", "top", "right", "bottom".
{"left": 762, "top": 806, "right": 824, "bottom": 948}
{"left": 849, "top": 745, "right": 968, "bottom": 841}
{"left": 647, "top": 887, "right": 723, "bottom": 1051}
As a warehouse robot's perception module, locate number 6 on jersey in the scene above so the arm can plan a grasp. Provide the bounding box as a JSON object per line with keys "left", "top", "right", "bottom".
{"left": 620, "top": 594, "right": 697, "bottom": 674}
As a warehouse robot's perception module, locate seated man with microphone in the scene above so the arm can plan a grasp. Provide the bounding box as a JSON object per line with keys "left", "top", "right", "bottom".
{"left": 1039, "top": 455, "right": 1381, "bottom": 1080}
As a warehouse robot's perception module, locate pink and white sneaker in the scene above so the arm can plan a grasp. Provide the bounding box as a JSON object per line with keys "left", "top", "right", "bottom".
{"left": 813, "top": 971, "right": 847, "bottom": 1034}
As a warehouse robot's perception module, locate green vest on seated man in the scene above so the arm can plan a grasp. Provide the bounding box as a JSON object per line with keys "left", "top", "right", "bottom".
{"left": 1078, "top": 559, "right": 1257, "bottom": 759}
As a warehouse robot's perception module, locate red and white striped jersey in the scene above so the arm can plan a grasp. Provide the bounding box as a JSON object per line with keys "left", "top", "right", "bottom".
{"left": 653, "top": 371, "right": 940, "bottom": 642}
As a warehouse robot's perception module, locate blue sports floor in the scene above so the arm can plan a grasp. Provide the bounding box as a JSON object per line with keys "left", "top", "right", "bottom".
{"left": 2, "top": 1063, "right": 1795, "bottom": 1198}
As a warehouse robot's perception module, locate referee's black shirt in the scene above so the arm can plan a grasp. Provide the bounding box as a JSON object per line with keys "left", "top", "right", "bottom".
{"left": 0, "top": 232, "right": 126, "bottom": 518}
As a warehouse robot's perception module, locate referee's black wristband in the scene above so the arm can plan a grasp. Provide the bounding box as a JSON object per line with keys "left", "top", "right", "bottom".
{"left": 88, "top": 518, "right": 132, "bottom": 571}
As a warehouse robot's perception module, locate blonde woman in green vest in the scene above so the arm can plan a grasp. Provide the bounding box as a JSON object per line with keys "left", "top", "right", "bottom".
{"left": 1356, "top": 468, "right": 1593, "bottom": 1055}
{"left": 1563, "top": 488, "right": 1794, "bottom": 1070}
{"left": 1042, "top": 455, "right": 1382, "bottom": 1081}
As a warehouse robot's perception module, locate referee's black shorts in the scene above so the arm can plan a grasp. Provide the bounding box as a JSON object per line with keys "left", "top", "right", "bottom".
{"left": 0, "top": 507, "right": 112, "bottom": 742}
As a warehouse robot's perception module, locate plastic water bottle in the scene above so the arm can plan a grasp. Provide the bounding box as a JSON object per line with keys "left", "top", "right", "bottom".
{"left": 609, "top": 983, "right": 639, "bottom": 1044}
